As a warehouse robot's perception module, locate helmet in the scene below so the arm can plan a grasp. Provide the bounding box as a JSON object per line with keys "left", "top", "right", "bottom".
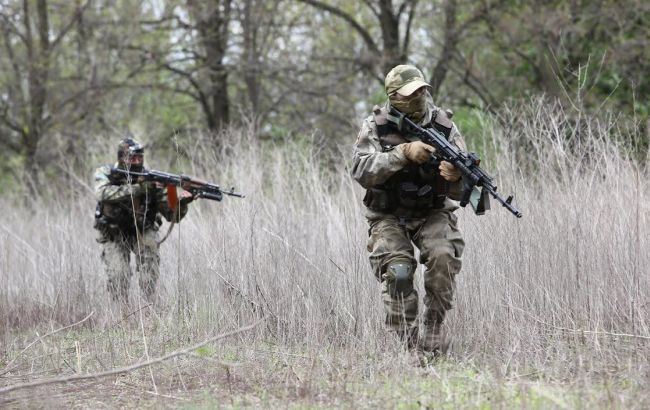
{"left": 117, "top": 138, "right": 144, "bottom": 162}
{"left": 117, "top": 138, "right": 145, "bottom": 172}
{"left": 385, "top": 64, "right": 431, "bottom": 97}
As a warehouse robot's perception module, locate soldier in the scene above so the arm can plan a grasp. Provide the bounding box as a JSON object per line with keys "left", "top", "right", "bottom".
{"left": 351, "top": 65, "right": 466, "bottom": 361}
{"left": 94, "top": 138, "right": 193, "bottom": 303}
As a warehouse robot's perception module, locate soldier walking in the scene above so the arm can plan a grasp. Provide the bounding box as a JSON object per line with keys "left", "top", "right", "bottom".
{"left": 94, "top": 138, "right": 193, "bottom": 303}
{"left": 352, "top": 65, "right": 466, "bottom": 361}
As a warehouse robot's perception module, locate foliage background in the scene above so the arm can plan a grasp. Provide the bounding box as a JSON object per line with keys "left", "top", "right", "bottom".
{"left": 1, "top": 0, "right": 648, "bottom": 185}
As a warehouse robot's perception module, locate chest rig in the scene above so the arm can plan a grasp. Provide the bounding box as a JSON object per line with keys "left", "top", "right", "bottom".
{"left": 362, "top": 105, "right": 454, "bottom": 213}
{"left": 94, "top": 168, "right": 162, "bottom": 237}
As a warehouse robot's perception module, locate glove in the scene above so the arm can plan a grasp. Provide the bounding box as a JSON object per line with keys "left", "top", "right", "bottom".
{"left": 402, "top": 141, "right": 435, "bottom": 164}
{"left": 132, "top": 181, "right": 162, "bottom": 198}
{"left": 439, "top": 161, "right": 462, "bottom": 182}
{"left": 179, "top": 190, "right": 194, "bottom": 204}
{"left": 142, "top": 180, "right": 165, "bottom": 190}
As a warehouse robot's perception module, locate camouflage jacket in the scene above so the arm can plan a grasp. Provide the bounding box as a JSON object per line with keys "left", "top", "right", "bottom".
{"left": 351, "top": 99, "right": 467, "bottom": 218}
{"left": 94, "top": 164, "right": 189, "bottom": 236}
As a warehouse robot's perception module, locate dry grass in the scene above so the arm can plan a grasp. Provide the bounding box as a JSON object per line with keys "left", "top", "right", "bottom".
{"left": 1, "top": 99, "right": 648, "bottom": 408}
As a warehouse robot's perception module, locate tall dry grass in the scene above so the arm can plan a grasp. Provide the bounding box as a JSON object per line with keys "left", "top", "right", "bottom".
{"left": 1, "top": 98, "right": 648, "bottom": 398}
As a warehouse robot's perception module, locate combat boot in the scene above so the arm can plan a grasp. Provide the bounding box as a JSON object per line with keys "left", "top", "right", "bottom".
{"left": 396, "top": 326, "right": 419, "bottom": 350}
{"left": 416, "top": 321, "right": 449, "bottom": 366}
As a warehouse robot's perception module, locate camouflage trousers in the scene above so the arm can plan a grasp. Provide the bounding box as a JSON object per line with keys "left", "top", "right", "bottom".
{"left": 99, "top": 229, "right": 160, "bottom": 303}
{"left": 367, "top": 208, "right": 464, "bottom": 351}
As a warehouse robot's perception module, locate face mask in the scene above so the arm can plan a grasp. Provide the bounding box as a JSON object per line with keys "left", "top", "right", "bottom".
{"left": 126, "top": 163, "right": 144, "bottom": 173}
{"left": 389, "top": 93, "right": 427, "bottom": 122}
{"left": 119, "top": 156, "right": 144, "bottom": 173}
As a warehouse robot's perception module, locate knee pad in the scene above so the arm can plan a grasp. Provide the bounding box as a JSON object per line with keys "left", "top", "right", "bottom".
{"left": 386, "top": 260, "right": 414, "bottom": 298}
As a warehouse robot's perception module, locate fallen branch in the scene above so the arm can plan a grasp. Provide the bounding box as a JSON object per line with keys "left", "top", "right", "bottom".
{"left": 95, "top": 304, "right": 152, "bottom": 339}
{"left": 0, "top": 320, "right": 261, "bottom": 395}
{"left": 1, "top": 312, "right": 94, "bottom": 376}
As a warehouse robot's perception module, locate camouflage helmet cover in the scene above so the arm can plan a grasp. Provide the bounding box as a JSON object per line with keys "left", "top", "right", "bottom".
{"left": 117, "top": 137, "right": 144, "bottom": 162}
{"left": 385, "top": 64, "right": 431, "bottom": 97}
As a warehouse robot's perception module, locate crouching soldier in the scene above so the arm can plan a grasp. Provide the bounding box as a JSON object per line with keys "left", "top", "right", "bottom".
{"left": 94, "top": 138, "right": 193, "bottom": 303}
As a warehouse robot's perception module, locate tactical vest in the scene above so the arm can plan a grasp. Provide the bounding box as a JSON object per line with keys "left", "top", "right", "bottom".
{"left": 94, "top": 169, "right": 162, "bottom": 237}
{"left": 362, "top": 106, "right": 454, "bottom": 213}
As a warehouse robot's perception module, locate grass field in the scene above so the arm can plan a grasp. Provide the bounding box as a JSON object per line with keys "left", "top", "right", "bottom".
{"left": 1, "top": 100, "right": 649, "bottom": 408}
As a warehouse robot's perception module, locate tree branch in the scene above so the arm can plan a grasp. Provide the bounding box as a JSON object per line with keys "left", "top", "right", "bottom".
{"left": 401, "top": 0, "right": 417, "bottom": 54}
{"left": 51, "top": 0, "right": 91, "bottom": 50}
{"left": 0, "top": 320, "right": 261, "bottom": 395}
{"left": 0, "top": 112, "right": 24, "bottom": 136}
{"left": 0, "top": 128, "right": 22, "bottom": 152}
{"left": 360, "top": 0, "right": 380, "bottom": 18}
{"left": 0, "top": 312, "right": 94, "bottom": 376}
{"left": 160, "top": 62, "right": 209, "bottom": 103}
{"left": 0, "top": 11, "right": 28, "bottom": 44}
{"left": 457, "top": 0, "right": 506, "bottom": 36}
{"left": 296, "top": 0, "right": 380, "bottom": 56}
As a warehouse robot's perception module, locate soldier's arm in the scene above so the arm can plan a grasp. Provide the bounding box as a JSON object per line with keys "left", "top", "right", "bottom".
{"left": 158, "top": 188, "right": 191, "bottom": 223}
{"left": 94, "top": 166, "right": 143, "bottom": 203}
{"left": 351, "top": 118, "right": 409, "bottom": 189}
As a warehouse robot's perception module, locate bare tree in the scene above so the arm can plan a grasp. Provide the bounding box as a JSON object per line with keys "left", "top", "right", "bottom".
{"left": 0, "top": 1, "right": 91, "bottom": 178}
{"left": 127, "top": 1, "right": 234, "bottom": 137}
{"left": 295, "top": 0, "right": 507, "bottom": 106}
{"left": 297, "top": 0, "right": 418, "bottom": 79}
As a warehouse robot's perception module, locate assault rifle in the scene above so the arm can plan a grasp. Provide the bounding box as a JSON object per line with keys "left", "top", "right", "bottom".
{"left": 111, "top": 168, "right": 244, "bottom": 202}
{"left": 387, "top": 106, "right": 522, "bottom": 218}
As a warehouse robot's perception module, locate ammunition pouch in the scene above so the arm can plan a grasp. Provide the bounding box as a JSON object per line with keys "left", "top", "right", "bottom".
{"left": 94, "top": 202, "right": 161, "bottom": 241}
{"left": 396, "top": 181, "right": 445, "bottom": 210}
{"left": 363, "top": 182, "right": 445, "bottom": 212}
{"left": 363, "top": 188, "right": 397, "bottom": 212}
{"left": 366, "top": 106, "right": 452, "bottom": 213}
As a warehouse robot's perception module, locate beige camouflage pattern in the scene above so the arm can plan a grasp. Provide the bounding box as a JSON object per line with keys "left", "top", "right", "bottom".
{"left": 367, "top": 210, "right": 464, "bottom": 333}
{"left": 95, "top": 163, "right": 189, "bottom": 302}
{"left": 385, "top": 64, "right": 430, "bottom": 96}
{"left": 94, "top": 164, "right": 189, "bottom": 222}
{"left": 101, "top": 229, "right": 160, "bottom": 302}
{"left": 352, "top": 94, "right": 467, "bottom": 354}
{"left": 95, "top": 163, "right": 188, "bottom": 218}
{"left": 95, "top": 164, "right": 145, "bottom": 202}
{"left": 351, "top": 99, "right": 467, "bottom": 212}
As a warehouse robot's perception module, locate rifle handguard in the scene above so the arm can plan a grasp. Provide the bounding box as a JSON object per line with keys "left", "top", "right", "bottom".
{"left": 196, "top": 191, "right": 223, "bottom": 201}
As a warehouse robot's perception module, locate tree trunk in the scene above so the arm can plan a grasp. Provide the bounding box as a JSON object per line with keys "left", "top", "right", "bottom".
{"left": 429, "top": 0, "right": 457, "bottom": 99}
{"left": 241, "top": 0, "right": 263, "bottom": 115}
{"left": 378, "top": 0, "right": 404, "bottom": 75}
{"left": 188, "top": 0, "right": 232, "bottom": 133}
{"left": 22, "top": 0, "right": 51, "bottom": 188}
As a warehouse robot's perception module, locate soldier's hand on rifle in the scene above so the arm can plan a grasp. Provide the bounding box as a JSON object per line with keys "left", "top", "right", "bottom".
{"left": 179, "top": 191, "right": 194, "bottom": 204}
{"left": 137, "top": 180, "right": 163, "bottom": 195}
{"left": 131, "top": 175, "right": 146, "bottom": 184}
{"left": 402, "top": 141, "right": 435, "bottom": 164}
{"left": 439, "top": 161, "right": 462, "bottom": 182}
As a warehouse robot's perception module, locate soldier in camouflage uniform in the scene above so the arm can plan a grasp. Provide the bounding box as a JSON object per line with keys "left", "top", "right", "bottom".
{"left": 94, "top": 138, "right": 192, "bottom": 303}
{"left": 352, "top": 65, "right": 466, "bottom": 359}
